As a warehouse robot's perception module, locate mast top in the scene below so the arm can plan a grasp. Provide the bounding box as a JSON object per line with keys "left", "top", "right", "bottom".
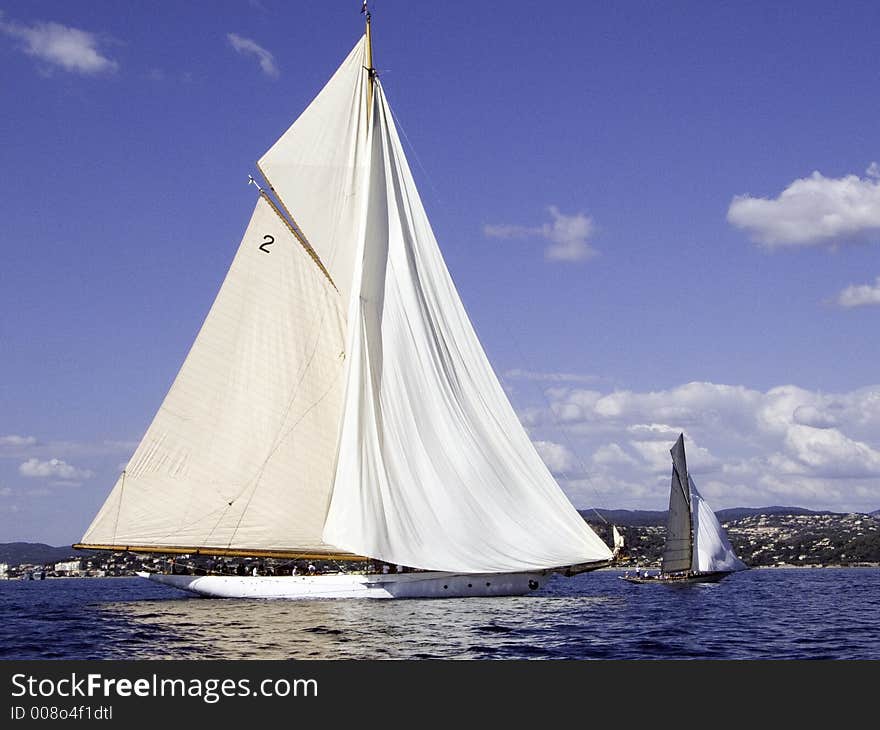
{"left": 362, "top": 1, "right": 375, "bottom": 117}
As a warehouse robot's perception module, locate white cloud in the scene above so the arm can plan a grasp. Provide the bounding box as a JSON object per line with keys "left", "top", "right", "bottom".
{"left": 0, "top": 16, "right": 118, "bottom": 74}
{"left": 12, "top": 438, "right": 137, "bottom": 459}
{"left": 19, "top": 458, "right": 93, "bottom": 482}
{"left": 550, "top": 389, "right": 605, "bottom": 424}
{"left": 727, "top": 166, "right": 880, "bottom": 248}
{"left": 103, "top": 440, "right": 138, "bottom": 452}
{"left": 782, "top": 425, "right": 880, "bottom": 478}
{"left": 227, "top": 33, "right": 278, "bottom": 78}
{"left": 836, "top": 276, "right": 880, "bottom": 308}
{"left": 484, "top": 206, "right": 598, "bottom": 262}
{"left": 792, "top": 404, "right": 839, "bottom": 429}
{"left": 518, "top": 380, "right": 880, "bottom": 513}
{"left": 630, "top": 435, "right": 719, "bottom": 475}
{"left": 592, "top": 443, "right": 637, "bottom": 467}
{"left": 586, "top": 383, "right": 761, "bottom": 434}
{"left": 0, "top": 486, "right": 11, "bottom": 498}
{"left": 504, "top": 368, "right": 600, "bottom": 384}
{"left": 0, "top": 434, "right": 37, "bottom": 449}
{"left": 626, "top": 423, "right": 681, "bottom": 440}
{"left": 533, "top": 440, "right": 576, "bottom": 474}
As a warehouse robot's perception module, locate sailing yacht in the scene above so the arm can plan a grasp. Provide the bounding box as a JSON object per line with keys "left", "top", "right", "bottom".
{"left": 73, "top": 9, "right": 614, "bottom": 599}
{"left": 622, "top": 434, "right": 748, "bottom": 585}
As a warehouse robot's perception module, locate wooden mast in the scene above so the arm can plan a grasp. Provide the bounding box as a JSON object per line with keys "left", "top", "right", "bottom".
{"left": 365, "top": 2, "right": 374, "bottom": 117}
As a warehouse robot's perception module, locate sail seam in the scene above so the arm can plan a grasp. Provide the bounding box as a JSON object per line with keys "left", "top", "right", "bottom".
{"left": 225, "top": 287, "right": 345, "bottom": 550}
{"left": 256, "top": 176, "right": 338, "bottom": 291}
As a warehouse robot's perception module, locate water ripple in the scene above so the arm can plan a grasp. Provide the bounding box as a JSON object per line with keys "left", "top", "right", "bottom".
{"left": 1, "top": 568, "right": 878, "bottom": 659}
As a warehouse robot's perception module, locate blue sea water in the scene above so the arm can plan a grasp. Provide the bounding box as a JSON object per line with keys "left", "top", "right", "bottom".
{"left": 1, "top": 568, "right": 878, "bottom": 660}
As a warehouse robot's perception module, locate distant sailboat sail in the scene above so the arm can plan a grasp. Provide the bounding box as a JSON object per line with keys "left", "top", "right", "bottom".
{"left": 612, "top": 525, "right": 625, "bottom": 556}
{"left": 690, "top": 475, "right": 747, "bottom": 573}
{"left": 661, "top": 435, "right": 695, "bottom": 574}
{"left": 77, "top": 18, "right": 611, "bottom": 597}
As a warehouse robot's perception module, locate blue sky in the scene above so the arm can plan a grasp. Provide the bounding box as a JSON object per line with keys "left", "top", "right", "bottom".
{"left": 1, "top": 1, "right": 879, "bottom": 545}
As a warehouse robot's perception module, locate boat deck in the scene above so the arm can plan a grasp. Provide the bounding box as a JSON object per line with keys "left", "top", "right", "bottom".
{"left": 620, "top": 570, "right": 731, "bottom": 585}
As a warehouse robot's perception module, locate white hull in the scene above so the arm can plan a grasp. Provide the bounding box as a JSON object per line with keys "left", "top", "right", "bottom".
{"left": 138, "top": 570, "right": 549, "bottom": 599}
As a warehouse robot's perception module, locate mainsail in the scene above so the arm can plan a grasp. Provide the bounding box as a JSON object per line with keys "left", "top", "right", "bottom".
{"left": 80, "top": 32, "right": 612, "bottom": 573}
{"left": 661, "top": 434, "right": 693, "bottom": 573}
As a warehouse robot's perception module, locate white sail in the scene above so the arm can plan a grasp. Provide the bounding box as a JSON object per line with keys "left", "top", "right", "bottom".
{"left": 661, "top": 434, "right": 692, "bottom": 573}
{"left": 81, "top": 196, "right": 347, "bottom": 553}
{"left": 612, "top": 525, "right": 625, "bottom": 554}
{"left": 258, "top": 37, "right": 371, "bottom": 304}
{"left": 81, "top": 28, "right": 612, "bottom": 577}
{"left": 321, "top": 81, "right": 612, "bottom": 573}
{"left": 689, "top": 476, "right": 747, "bottom": 573}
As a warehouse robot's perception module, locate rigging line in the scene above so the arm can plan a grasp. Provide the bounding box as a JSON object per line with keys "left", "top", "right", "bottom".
{"left": 497, "top": 318, "right": 609, "bottom": 525}
{"left": 383, "top": 84, "right": 444, "bottom": 207}
{"left": 111, "top": 469, "right": 126, "bottom": 546}
{"left": 225, "top": 286, "right": 345, "bottom": 549}
{"left": 173, "top": 503, "right": 235, "bottom": 549}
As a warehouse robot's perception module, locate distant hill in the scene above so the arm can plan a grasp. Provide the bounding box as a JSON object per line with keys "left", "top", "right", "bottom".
{"left": 715, "top": 506, "right": 835, "bottom": 521}
{"left": 581, "top": 505, "right": 843, "bottom": 527}
{"left": 4, "top": 505, "right": 878, "bottom": 565}
{"left": 580, "top": 509, "right": 666, "bottom": 526}
{"left": 0, "top": 543, "right": 92, "bottom": 566}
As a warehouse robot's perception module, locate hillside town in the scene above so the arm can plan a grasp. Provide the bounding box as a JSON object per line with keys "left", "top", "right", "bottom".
{"left": 2, "top": 510, "right": 879, "bottom": 580}
{"left": 603, "top": 511, "right": 880, "bottom": 568}
{"left": 0, "top": 552, "right": 346, "bottom": 581}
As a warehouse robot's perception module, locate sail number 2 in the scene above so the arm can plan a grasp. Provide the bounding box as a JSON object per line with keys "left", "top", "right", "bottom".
{"left": 259, "top": 234, "right": 274, "bottom": 253}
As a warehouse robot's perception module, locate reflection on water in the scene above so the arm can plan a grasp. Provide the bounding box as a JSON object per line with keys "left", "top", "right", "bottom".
{"left": 2, "top": 568, "right": 879, "bottom": 659}
{"left": 96, "top": 593, "right": 612, "bottom": 660}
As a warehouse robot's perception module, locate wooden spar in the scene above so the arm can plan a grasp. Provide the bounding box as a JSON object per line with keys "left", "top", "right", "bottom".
{"left": 552, "top": 559, "right": 613, "bottom": 577}
{"left": 72, "top": 543, "right": 369, "bottom": 561}
{"left": 258, "top": 189, "right": 337, "bottom": 290}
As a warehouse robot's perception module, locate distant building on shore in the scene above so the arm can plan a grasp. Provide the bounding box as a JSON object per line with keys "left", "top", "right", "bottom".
{"left": 54, "top": 560, "right": 83, "bottom": 576}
